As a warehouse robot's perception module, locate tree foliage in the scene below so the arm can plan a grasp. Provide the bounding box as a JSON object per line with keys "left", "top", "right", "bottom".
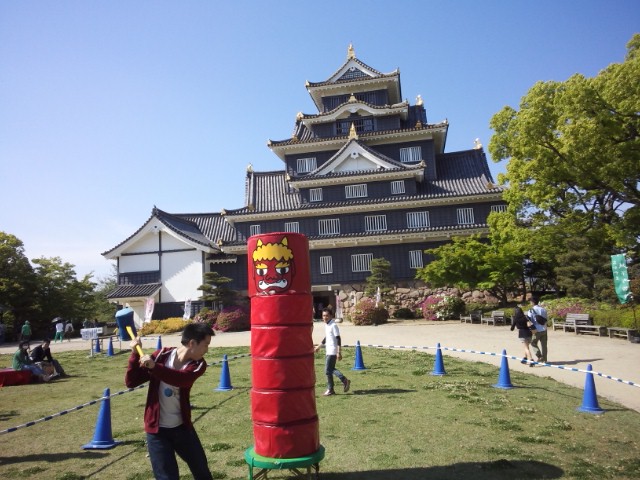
{"left": 365, "top": 258, "right": 394, "bottom": 298}
{"left": 198, "top": 271, "right": 237, "bottom": 310}
{"left": 489, "top": 34, "right": 640, "bottom": 251}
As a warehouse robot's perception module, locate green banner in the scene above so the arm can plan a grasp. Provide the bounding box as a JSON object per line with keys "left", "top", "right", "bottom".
{"left": 611, "top": 254, "right": 631, "bottom": 304}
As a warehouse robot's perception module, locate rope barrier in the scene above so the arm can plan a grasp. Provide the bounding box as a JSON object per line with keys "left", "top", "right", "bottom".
{"left": 0, "top": 384, "right": 146, "bottom": 436}
{"left": 1, "top": 344, "right": 636, "bottom": 436}
{"left": 345, "top": 343, "right": 640, "bottom": 388}
{"left": 0, "top": 354, "right": 252, "bottom": 436}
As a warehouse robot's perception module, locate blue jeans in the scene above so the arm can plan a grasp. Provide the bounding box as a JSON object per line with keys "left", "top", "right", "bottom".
{"left": 325, "top": 355, "right": 346, "bottom": 392}
{"left": 23, "top": 364, "right": 45, "bottom": 377}
{"left": 146, "top": 425, "right": 212, "bottom": 480}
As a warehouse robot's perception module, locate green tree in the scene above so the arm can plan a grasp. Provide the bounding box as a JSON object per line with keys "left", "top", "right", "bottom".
{"left": 92, "top": 265, "right": 118, "bottom": 323}
{"left": 198, "top": 271, "right": 236, "bottom": 310}
{"left": 31, "top": 257, "right": 97, "bottom": 335}
{"left": 365, "top": 258, "right": 394, "bottom": 298}
{"left": 489, "top": 34, "right": 640, "bottom": 253}
{"left": 0, "top": 232, "right": 37, "bottom": 334}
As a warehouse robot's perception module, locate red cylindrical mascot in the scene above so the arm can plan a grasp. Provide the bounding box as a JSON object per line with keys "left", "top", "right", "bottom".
{"left": 248, "top": 233, "right": 319, "bottom": 458}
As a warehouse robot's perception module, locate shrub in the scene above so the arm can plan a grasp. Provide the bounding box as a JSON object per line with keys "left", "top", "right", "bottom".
{"left": 214, "top": 306, "right": 250, "bottom": 332}
{"left": 139, "top": 317, "right": 189, "bottom": 336}
{"left": 193, "top": 308, "right": 218, "bottom": 328}
{"left": 350, "top": 297, "right": 389, "bottom": 325}
{"left": 393, "top": 307, "right": 415, "bottom": 319}
{"left": 421, "top": 295, "right": 465, "bottom": 320}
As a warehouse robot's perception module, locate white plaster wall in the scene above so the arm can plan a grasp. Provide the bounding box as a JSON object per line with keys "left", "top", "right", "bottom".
{"left": 161, "top": 250, "right": 203, "bottom": 302}
{"left": 161, "top": 232, "right": 188, "bottom": 250}
{"left": 128, "top": 232, "right": 160, "bottom": 253}
{"left": 120, "top": 253, "right": 159, "bottom": 273}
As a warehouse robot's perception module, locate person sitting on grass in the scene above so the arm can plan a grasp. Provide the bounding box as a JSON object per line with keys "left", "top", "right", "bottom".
{"left": 30, "top": 339, "right": 66, "bottom": 377}
{"left": 12, "top": 341, "right": 55, "bottom": 382}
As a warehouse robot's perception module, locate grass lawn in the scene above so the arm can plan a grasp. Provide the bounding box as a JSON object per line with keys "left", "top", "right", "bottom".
{"left": 1, "top": 346, "right": 639, "bottom": 479}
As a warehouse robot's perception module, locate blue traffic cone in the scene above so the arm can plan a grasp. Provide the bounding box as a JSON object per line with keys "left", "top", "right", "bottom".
{"left": 431, "top": 343, "right": 446, "bottom": 376}
{"left": 215, "top": 354, "right": 233, "bottom": 391}
{"left": 82, "top": 388, "right": 121, "bottom": 449}
{"left": 94, "top": 338, "right": 101, "bottom": 354}
{"left": 156, "top": 335, "right": 162, "bottom": 350}
{"left": 352, "top": 341, "right": 367, "bottom": 370}
{"left": 577, "top": 364, "right": 604, "bottom": 414}
{"left": 106, "top": 337, "right": 114, "bottom": 357}
{"left": 493, "top": 349, "right": 514, "bottom": 389}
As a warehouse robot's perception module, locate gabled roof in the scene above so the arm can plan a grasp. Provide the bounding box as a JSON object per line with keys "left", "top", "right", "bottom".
{"left": 297, "top": 99, "right": 409, "bottom": 125}
{"left": 305, "top": 45, "right": 401, "bottom": 110}
{"left": 288, "top": 139, "right": 424, "bottom": 187}
{"left": 102, "top": 207, "right": 230, "bottom": 258}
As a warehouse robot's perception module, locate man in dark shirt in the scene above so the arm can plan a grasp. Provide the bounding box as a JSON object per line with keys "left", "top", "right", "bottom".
{"left": 30, "top": 339, "right": 66, "bottom": 377}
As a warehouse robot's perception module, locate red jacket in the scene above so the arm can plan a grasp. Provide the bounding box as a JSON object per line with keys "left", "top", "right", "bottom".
{"left": 125, "top": 347, "right": 207, "bottom": 434}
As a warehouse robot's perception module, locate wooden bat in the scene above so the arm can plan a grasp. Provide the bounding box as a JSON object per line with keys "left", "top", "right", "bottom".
{"left": 126, "top": 326, "right": 144, "bottom": 356}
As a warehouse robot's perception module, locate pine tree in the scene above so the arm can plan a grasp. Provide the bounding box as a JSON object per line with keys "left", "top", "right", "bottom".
{"left": 198, "top": 271, "right": 236, "bottom": 310}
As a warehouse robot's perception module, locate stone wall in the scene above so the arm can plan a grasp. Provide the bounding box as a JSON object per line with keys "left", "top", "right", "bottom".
{"left": 335, "top": 283, "right": 501, "bottom": 319}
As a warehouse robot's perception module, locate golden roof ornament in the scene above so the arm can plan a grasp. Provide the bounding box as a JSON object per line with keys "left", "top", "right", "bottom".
{"left": 347, "top": 43, "right": 355, "bottom": 59}
{"left": 474, "top": 138, "right": 483, "bottom": 150}
{"left": 349, "top": 123, "right": 358, "bottom": 139}
{"left": 348, "top": 93, "right": 357, "bottom": 103}
{"left": 416, "top": 94, "right": 423, "bottom": 106}
{"left": 246, "top": 164, "right": 253, "bottom": 173}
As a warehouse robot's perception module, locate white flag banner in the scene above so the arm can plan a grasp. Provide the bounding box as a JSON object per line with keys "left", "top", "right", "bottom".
{"left": 144, "top": 297, "right": 155, "bottom": 323}
{"left": 335, "top": 293, "right": 342, "bottom": 319}
{"left": 375, "top": 286, "right": 381, "bottom": 308}
{"left": 183, "top": 298, "right": 192, "bottom": 320}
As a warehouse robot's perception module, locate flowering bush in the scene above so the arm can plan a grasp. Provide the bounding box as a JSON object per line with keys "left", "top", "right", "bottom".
{"left": 193, "top": 309, "right": 219, "bottom": 328}
{"left": 350, "top": 297, "right": 389, "bottom": 325}
{"left": 139, "top": 317, "right": 189, "bottom": 335}
{"left": 214, "top": 306, "right": 250, "bottom": 332}
{"left": 421, "top": 295, "right": 465, "bottom": 320}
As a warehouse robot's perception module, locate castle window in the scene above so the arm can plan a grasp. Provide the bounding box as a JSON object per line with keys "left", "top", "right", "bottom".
{"left": 400, "top": 146, "right": 422, "bottom": 163}
{"left": 457, "top": 208, "right": 475, "bottom": 225}
{"left": 345, "top": 184, "right": 367, "bottom": 199}
{"left": 391, "top": 180, "right": 405, "bottom": 195}
{"left": 491, "top": 204, "right": 507, "bottom": 213}
{"left": 284, "top": 221, "right": 299, "bottom": 233}
{"left": 409, "top": 250, "right": 424, "bottom": 269}
{"left": 250, "top": 225, "right": 261, "bottom": 236}
{"left": 320, "top": 256, "right": 333, "bottom": 274}
{"left": 407, "top": 211, "right": 430, "bottom": 229}
{"left": 297, "top": 157, "right": 317, "bottom": 173}
{"left": 365, "top": 215, "right": 387, "bottom": 232}
{"left": 337, "top": 117, "right": 374, "bottom": 135}
{"left": 318, "top": 218, "right": 340, "bottom": 236}
{"left": 310, "top": 188, "right": 323, "bottom": 202}
{"left": 351, "top": 253, "right": 373, "bottom": 272}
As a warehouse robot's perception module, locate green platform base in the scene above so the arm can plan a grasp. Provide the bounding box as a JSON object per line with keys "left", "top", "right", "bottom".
{"left": 244, "top": 445, "right": 325, "bottom": 479}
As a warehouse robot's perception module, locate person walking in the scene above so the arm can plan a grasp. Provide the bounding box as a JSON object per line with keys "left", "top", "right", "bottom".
{"left": 64, "top": 321, "right": 74, "bottom": 341}
{"left": 528, "top": 298, "right": 548, "bottom": 363}
{"left": 20, "top": 320, "right": 32, "bottom": 343}
{"left": 54, "top": 319, "right": 64, "bottom": 343}
{"left": 125, "top": 322, "right": 215, "bottom": 480}
{"left": 510, "top": 305, "right": 534, "bottom": 366}
{"left": 314, "top": 307, "right": 351, "bottom": 396}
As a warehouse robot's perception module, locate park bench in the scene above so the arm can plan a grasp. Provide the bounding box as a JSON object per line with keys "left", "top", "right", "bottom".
{"left": 607, "top": 327, "right": 639, "bottom": 341}
{"left": 557, "top": 313, "right": 606, "bottom": 336}
{"left": 481, "top": 310, "right": 506, "bottom": 326}
{"left": 460, "top": 311, "right": 481, "bottom": 324}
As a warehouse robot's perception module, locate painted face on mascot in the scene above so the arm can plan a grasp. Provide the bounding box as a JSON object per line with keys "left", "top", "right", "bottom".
{"left": 251, "top": 237, "right": 296, "bottom": 294}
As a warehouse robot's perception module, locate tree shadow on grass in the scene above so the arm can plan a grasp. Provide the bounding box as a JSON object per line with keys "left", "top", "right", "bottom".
{"left": 318, "top": 460, "right": 563, "bottom": 480}
{"left": 0, "top": 450, "right": 107, "bottom": 466}
{"left": 353, "top": 388, "right": 416, "bottom": 395}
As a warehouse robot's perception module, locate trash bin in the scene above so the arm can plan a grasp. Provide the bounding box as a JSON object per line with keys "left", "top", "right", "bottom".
{"left": 115, "top": 307, "right": 136, "bottom": 341}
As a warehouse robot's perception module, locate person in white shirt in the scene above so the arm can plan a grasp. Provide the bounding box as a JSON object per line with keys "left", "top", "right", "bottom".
{"left": 54, "top": 320, "right": 64, "bottom": 343}
{"left": 314, "top": 308, "right": 351, "bottom": 396}
{"left": 528, "top": 298, "right": 548, "bottom": 363}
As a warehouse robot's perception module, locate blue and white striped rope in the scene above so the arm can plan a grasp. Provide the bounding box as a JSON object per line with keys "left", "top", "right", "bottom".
{"left": 0, "top": 384, "right": 146, "bottom": 436}
{"left": 346, "top": 343, "right": 639, "bottom": 388}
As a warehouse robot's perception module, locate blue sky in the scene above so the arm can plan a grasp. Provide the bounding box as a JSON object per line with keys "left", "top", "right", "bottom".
{"left": 1, "top": 1, "right": 638, "bottom": 280}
